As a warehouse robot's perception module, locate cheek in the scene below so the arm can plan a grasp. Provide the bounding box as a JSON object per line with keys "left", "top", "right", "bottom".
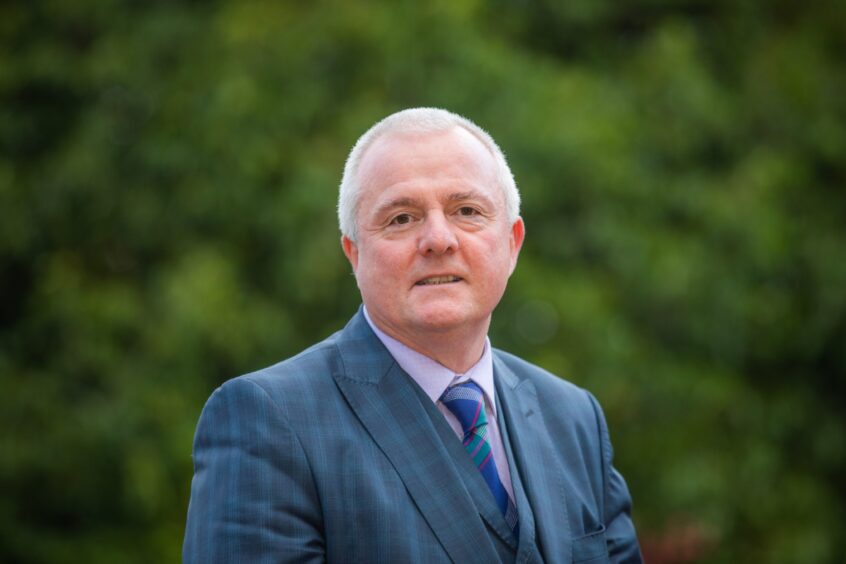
{"left": 479, "top": 239, "right": 513, "bottom": 272}
{"left": 358, "top": 247, "right": 401, "bottom": 290}
{"left": 475, "top": 242, "right": 515, "bottom": 294}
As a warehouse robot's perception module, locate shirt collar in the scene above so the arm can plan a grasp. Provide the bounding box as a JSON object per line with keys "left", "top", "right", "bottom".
{"left": 363, "top": 306, "right": 497, "bottom": 416}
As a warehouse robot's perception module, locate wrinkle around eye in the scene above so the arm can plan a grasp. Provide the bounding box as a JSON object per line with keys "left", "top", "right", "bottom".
{"left": 453, "top": 206, "right": 490, "bottom": 221}
{"left": 383, "top": 212, "right": 421, "bottom": 229}
{"left": 389, "top": 213, "right": 413, "bottom": 225}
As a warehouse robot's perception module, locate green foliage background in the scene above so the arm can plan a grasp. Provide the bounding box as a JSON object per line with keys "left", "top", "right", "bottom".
{"left": 2, "top": 0, "right": 845, "bottom": 562}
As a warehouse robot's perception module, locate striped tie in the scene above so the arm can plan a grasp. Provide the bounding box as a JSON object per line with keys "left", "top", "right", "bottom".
{"left": 441, "top": 381, "right": 519, "bottom": 536}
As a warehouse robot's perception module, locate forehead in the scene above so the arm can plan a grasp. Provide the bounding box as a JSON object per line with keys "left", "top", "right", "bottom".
{"left": 356, "top": 126, "right": 501, "bottom": 206}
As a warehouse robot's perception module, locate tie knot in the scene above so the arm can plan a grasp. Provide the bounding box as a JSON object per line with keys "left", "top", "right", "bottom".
{"left": 441, "top": 381, "right": 488, "bottom": 436}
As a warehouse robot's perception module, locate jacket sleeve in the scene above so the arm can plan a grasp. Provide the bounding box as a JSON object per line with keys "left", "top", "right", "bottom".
{"left": 588, "top": 391, "right": 643, "bottom": 564}
{"left": 183, "top": 377, "right": 325, "bottom": 563}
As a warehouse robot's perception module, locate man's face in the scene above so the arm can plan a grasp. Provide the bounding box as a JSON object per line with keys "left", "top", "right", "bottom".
{"left": 342, "top": 126, "right": 524, "bottom": 346}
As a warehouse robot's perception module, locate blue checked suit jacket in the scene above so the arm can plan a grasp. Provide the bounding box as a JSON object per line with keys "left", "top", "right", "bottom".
{"left": 183, "top": 309, "right": 642, "bottom": 563}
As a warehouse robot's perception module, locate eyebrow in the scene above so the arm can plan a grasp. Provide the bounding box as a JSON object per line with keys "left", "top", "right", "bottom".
{"left": 372, "top": 190, "right": 496, "bottom": 218}
{"left": 373, "top": 197, "right": 423, "bottom": 217}
{"left": 446, "top": 190, "right": 495, "bottom": 208}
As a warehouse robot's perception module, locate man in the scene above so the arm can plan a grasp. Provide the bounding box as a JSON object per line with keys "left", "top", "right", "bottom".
{"left": 183, "top": 108, "right": 642, "bottom": 563}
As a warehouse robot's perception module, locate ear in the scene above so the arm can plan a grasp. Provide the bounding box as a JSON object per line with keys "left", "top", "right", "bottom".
{"left": 508, "top": 217, "right": 525, "bottom": 274}
{"left": 341, "top": 235, "right": 359, "bottom": 271}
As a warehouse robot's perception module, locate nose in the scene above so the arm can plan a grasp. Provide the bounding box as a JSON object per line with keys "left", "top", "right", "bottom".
{"left": 417, "top": 212, "right": 458, "bottom": 255}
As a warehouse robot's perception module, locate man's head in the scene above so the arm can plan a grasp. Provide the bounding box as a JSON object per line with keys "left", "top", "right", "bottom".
{"left": 339, "top": 108, "right": 525, "bottom": 354}
{"left": 339, "top": 108, "right": 520, "bottom": 242}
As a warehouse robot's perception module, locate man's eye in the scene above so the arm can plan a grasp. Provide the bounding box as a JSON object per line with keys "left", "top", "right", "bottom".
{"left": 458, "top": 207, "right": 478, "bottom": 216}
{"left": 390, "top": 213, "right": 412, "bottom": 225}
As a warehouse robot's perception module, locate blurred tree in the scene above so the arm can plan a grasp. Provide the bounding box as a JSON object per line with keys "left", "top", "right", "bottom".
{"left": 1, "top": 0, "right": 844, "bottom": 562}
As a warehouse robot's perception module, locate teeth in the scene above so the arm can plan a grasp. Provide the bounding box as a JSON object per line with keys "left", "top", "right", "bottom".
{"left": 418, "top": 276, "right": 460, "bottom": 285}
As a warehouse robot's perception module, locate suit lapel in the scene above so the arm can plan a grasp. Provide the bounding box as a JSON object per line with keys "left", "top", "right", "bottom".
{"left": 495, "top": 385, "right": 542, "bottom": 564}
{"left": 331, "top": 311, "right": 501, "bottom": 564}
{"left": 494, "top": 353, "right": 573, "bottom": 561}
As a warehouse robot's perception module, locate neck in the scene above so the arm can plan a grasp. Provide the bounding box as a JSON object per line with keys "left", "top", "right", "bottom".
{"left": 367, "top": 312, "right": 489, "bottom": 373}
{"left": 404, "top": 332, "right": 487, "bottom": 374}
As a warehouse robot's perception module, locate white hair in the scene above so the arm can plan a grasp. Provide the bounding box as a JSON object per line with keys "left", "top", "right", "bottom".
{"left": 338, "top": 107, "right": 520, "bottom": 241}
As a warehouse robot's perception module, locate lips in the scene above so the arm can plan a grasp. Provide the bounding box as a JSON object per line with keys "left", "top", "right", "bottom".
{"left": 415, "top": 275, "right": 463, "bottom": 286}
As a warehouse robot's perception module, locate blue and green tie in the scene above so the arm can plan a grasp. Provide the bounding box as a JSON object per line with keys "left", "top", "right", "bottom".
{"left": 441, "top": 381, "right": 519, "bottom": 536}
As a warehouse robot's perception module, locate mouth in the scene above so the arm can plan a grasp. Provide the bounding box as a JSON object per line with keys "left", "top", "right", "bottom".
{"left": 415, "top": 275, "right": 463, "bottom": 286}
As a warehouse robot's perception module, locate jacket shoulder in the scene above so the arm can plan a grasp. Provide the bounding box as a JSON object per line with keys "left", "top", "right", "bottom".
{"left": 495, "top": 349, "right": 590, "bottom": 399}
{"left": 211, "top": 329, "right": 346, "bottom": 414}
{"left": 493, "top": 348, "right": 605, "bottom": 431}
